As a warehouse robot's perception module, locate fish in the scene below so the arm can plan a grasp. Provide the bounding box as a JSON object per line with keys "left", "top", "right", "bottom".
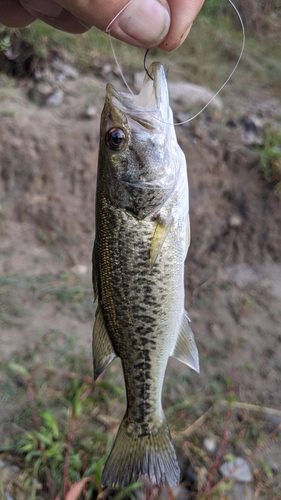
{"left": 92, "top": 61, "right": 199, "bottom": 489}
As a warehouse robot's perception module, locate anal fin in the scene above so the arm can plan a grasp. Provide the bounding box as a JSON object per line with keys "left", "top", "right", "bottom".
{"left": 170, "top": 311, "right": 199, "bottom": 373}
{"left": 93, "top": 305, "right": 116, "bottom": 381}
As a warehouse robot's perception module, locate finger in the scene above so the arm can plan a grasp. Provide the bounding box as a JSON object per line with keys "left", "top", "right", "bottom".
{"left": 41, "top": 0, "right": 171, "bottom": 48}
{"left": 0, "top": 0, "right": 35, "bottom": 28}
{"left": 19, "top": 0, "right": 90, "bottom": 33}
{"left": 159, "top": 0, "right": 205, "bottom": 51}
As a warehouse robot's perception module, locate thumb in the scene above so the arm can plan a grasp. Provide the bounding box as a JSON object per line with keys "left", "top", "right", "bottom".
{"left": 20, "top": 0, "right": 171, "bottom": 47}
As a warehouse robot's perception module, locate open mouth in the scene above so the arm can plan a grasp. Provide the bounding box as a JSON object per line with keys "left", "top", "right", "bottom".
{"left": 107, "top": 62, "right": 170, "bottom": 124}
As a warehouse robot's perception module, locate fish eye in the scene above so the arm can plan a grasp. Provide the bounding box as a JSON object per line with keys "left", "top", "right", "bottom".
{"left": 105, "top": 127, "right": 126, "bottom": 151}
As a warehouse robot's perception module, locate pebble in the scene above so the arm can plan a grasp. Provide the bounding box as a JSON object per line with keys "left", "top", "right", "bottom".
{"left": 71, "top": 264, "right": 88, "bottom": 275}
{"left": 29, "top": 81, "right": 53, "bottom": 105}
{"left": 45, "top": 89, "right": 64, "bottom": 107}
{"left": 219, "top": 457, "right": 253, "bottom": 482}
{"left": 102, "top": 63, "right": 113, "bottom": 76}
{"left": 229, "top": 214, "right": 242, "bottom": 228}
{"left": 52, "top": 60, "right": 78, "bottom": 79}
{"left": 203, "top": 436, "right": 217, "bottom": 454}
{"left": 240, "top": 115, "right": 264, "bottom": 146}
{"left": 156, "top": 484, "right": 190, "bottom": 500}
{"left": 83, "top": 106, "right": 97, "bottom": 119}
{"left": 233, "top": 482, "right": 254, "bottom": 500}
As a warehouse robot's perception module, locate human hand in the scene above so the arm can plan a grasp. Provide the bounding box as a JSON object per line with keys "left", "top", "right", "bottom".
{"left": 0, "top": 0, "right": 205, "bottom": 51}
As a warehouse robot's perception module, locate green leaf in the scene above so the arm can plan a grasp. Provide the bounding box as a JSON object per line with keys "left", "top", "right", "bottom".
{"left": 256, "top": 458, "right": 273, "bottom": 480}
{"left": 34, "top": 431, "right": 53, "bottom": 446}
{"left": 41, "top": 410, "right": 59, "bottom": 438}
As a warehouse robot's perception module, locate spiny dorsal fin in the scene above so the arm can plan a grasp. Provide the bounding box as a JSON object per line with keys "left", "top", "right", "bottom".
{"left": 170, "top": 311, "right": 199, "bottom": 373}
{"left": 93, "top": 305, "right": 116, "bottom": 381}
{"left": 150, "top": 220, "right": 172, "bottom": 269}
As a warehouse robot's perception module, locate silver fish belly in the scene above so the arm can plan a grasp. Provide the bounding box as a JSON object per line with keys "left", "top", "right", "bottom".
{"left": 92, "top": 62, "right": 199, "bottom": 488}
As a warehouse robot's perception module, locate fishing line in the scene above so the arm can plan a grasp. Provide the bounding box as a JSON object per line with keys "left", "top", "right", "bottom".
{"left": 106, "top": 0, "right": 245, "bottom": 126}
{"left": 174, "top": 0, "right": 245, "bottom": 125}
{"left": 106, "top": 0, "right": 134, "bottom": 95}
{"left": 78, "top": 2, "right": 135, "bottom": 94}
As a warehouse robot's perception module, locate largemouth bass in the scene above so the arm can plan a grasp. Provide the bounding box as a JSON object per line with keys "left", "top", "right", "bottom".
{"left": 93, "top": 62, "right": 199, "bottom": 488}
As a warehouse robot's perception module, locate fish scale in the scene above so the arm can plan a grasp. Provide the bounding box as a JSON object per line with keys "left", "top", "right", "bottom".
{"left": 92, "top": 62, "right": 199, "bottom": 488}
{"left": 97, "top": 202, "right": 174, "bottom": 420}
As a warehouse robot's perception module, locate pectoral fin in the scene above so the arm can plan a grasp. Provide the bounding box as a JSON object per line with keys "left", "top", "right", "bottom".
{"left": 170, "top": 311, "right": 199, "bottom": 373}
{"left": 93, "top": 305, "right": 116, "bottom": 381}
{"left": 150, "top": 220, "right": 172, "bottom": 269}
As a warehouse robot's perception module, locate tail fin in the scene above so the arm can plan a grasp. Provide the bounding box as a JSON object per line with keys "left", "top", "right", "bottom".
{"left": 102, "top": 416, "right": 180, "bottom": 488}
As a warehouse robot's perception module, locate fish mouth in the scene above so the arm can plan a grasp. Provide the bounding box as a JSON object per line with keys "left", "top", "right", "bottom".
{"left": 134, "top": 62, "right": 169, "bottom": 113}
{"left": 106, "top": 62, "right": 170, "bottom": 125}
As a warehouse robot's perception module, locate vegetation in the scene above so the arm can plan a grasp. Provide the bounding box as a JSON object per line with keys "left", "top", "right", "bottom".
{"left": 0, "top": 272, "right": 93, "bottom": 327}
{"left": 257, "top": 127, "right": 281, "bottom": 195}
{"left": 1, "top": 326, "right": 281, "bottom": 499}
{"left": 1, "top": 2, "right": 281, "bottom": 499}
{"left": 0, "top": 0, "right": 281, "bottom": 90}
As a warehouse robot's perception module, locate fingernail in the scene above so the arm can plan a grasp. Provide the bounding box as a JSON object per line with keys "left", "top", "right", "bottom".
{"left": 117, "top": 0, "right": 170, "bottom": 46}
{"left": 21, "top": 0, "right": 63, "bottom": 17}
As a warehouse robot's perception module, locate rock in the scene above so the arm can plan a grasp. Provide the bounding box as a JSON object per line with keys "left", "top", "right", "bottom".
{"left": 229, "top": 214, "right": 242, "bottom": 228}
{"left": 220, "top": 457, "right": 253, "bottom": 482}
{"left": 59, "top": 63, "right": 78, "bottom": 80}
{"left": 233, "top": 482, "right": 254, "bottom": 500}
{"left": 33, "top": 68, "right": 56, "bottom": 84}
{"left": 203, "top": 436, "right": 217, "bottom": 454}
{"left": 102, "top": 63, "right": 113, "bottom": 76}
{"left": 29, "top": 81, "right": 53, "bottom": 105}
{"left": 71, "top": 264, "right": 88, "bottom": 275}
{"left": 240, "top": 115, "right": 264, "bottom": 145}
{"left": 51, "top": 60, "right": 78, "bottom": 79}
{"left": 82, "top": 106, "right": 97, "bottom": 119}
{"left": 156, "top": 485, "right": 190, "bottom": 500}
{"left": 134, "top": 72, "right": 223, "bottom": 110}
{"left": 169, "top": 81, "right": 223, "bottom": 110}
{"left": 45, "top": 89, "right": 64, "bottom": 107}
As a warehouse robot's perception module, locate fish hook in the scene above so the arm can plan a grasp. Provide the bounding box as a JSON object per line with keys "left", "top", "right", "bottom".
{"left": 144, "top": 49, "right": 154, "bottom": 81}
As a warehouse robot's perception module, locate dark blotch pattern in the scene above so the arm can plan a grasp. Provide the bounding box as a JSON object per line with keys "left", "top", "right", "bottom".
{"left": 95, "top": 194, "right": 183, "bottom": 432}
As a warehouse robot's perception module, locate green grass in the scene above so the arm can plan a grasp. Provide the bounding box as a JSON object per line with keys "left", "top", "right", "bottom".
{"left": 0, "top": 271, "right": 93, "bottom": 326}
{"left": 0, "top": 5, "right": 278, "bottom": 98}
{"left": 1, "top": 328, "right": 280, "bottom": 499}
{"left": 0, "top": 282, "right": 26, "bottom": 326}
{"left": 256, "top": 126, "right": 281, "bottom": 194}
{"left": 1, "top": 5, "right": 281, "bottom": 498}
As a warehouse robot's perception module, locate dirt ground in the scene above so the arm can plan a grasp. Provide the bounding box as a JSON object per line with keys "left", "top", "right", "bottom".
{"left": 0, "top": 50, "right": 281, "bottom": 498}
